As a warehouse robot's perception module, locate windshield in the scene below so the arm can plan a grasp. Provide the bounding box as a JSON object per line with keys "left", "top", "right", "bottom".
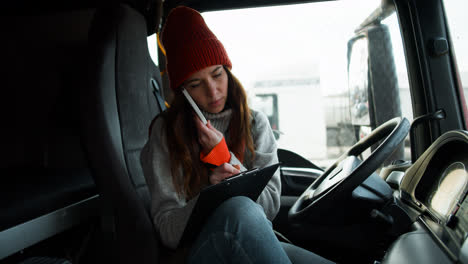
{"left": 201, "top": 1, "right": 412, "bottom": 168}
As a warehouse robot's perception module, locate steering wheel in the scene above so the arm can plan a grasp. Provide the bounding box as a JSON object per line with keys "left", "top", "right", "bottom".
{"left": 288, "top": 117, "right": 410, "bottom": 222}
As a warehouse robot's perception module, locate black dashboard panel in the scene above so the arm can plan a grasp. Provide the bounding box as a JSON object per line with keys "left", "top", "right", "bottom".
{"left": 401, "top": 131, "right": 468, "bottom": 218}
{"left": 382, "top": 225, "right": 452, "bottom": 264}
{"left": 391, "top": 130, "right": 468, "bottom": 263}
{"left": 414, "top": 141, "right": 468, "bottom": 218}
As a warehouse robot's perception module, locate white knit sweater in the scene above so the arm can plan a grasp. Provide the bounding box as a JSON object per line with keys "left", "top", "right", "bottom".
{"left": 140, "top": 108, "right": 281, "bottom": 249}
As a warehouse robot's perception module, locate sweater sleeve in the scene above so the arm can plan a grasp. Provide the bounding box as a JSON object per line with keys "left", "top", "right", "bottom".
{"left": 249, "top": 110, "right": 282, "bottom": 220}
{"left": 140, "top": 117, "right": 196, "bottom": 249}
{"left": 199, "top": 137, "right": 231, "bottom": 166}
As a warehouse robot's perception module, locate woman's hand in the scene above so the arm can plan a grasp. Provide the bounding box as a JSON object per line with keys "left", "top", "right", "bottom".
{"left": 194, "top": 117, "right": 223, "bottom": 155}
{"left": 209, "top": 163, "right": 241, "bottom": 185}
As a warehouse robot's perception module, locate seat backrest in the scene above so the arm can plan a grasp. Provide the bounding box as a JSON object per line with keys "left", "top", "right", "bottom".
{"left": 81, "top": 4, "right": 164, "bottom": 263}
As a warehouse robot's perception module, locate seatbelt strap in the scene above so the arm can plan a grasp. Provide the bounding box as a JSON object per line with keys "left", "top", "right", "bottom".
{"left": 151, "top": 78, "right": 166, "bottom": 112}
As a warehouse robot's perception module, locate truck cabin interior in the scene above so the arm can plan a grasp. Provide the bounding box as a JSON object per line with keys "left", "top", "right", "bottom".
{"left": 1, "top": 0, "right": 468, "bottom": 263}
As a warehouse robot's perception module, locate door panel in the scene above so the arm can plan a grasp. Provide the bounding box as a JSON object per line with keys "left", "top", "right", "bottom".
{"left": 281, "top": 167, "right": 322, "bottom": 196}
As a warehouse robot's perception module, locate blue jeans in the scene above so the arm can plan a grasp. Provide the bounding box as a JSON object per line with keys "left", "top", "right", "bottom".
{"left": 187, "top": 196, "right": 334, "bottom": 264}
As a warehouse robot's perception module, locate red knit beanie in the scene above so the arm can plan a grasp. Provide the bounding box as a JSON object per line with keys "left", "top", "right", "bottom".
{"left": 161, "top": 6, "right": 232, "bottom": 91}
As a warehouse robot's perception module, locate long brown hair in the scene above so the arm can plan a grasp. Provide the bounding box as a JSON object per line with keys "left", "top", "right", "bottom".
{"left": 162, "top": 67, "right": 255, "bottom": 199}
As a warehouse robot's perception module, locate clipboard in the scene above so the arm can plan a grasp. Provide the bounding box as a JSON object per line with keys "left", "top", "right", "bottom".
{"left": 179, "top": 162, "right": 281, "bottom": 246}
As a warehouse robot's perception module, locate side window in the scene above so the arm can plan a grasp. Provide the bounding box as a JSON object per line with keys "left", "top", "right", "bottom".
{"left": 383, "top": 14, "right": 412, "bottom": 123}
{"left": 147, "top": 33, "right": 159, "bottom": 66}
{"left": 443, "top": 0, "right": 468, "bottom": 117}
{"left": 203, "top": 1, "right": 412, "bottom": 168}
{"left": 252, "top": 93, "right": 280, "bottom": 139}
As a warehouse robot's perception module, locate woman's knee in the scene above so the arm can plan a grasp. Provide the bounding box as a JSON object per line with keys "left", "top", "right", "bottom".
{"left": 219, "top": 196, "right": 256, "bottom": 210}
{"left": 219, "top": 196, "right": 262, "bottom": 216}
{"left": 210, "top": 196, "right": 268, "bottom": 227}
{"left": 190, "top": 197, "right": 287, "bottom": 263}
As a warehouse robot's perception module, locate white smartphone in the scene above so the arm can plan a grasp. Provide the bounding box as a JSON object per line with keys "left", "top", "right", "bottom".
{"left": 182, "top": 88, "right": 208, "bottom": 125}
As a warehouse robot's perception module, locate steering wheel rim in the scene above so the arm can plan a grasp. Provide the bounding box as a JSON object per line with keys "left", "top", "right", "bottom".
{"left": 288, "top": 117, "right": 410, "bottom": 222}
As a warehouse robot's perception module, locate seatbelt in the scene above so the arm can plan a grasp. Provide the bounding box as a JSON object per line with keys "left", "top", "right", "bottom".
{"left": 151, "top": 78, "right": 166, "bottom": 112}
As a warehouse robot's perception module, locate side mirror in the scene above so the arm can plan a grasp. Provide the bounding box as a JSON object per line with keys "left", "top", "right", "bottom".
{"left": 347, "top": 24, "right": 402, "bottom": 130}
{"left": 346, "top": 23, "right": 404, "bottom": 162}
{"left": 347, "top": 36, "right": 371, "bottom": 127}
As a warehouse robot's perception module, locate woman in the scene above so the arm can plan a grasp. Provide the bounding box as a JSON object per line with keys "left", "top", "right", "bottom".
{"left": 141, "top": 6, "right": 333, "bottom": 264}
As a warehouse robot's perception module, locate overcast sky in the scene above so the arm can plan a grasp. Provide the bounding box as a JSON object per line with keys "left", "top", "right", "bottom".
{"left": 203, "top": 1, "right": 377, "bottom": 94}
{"left": 202, "top": 0, "right": 468, "bottom": 93}
{"left": 148, "top": 1, "right": 468, "bottom": 93}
